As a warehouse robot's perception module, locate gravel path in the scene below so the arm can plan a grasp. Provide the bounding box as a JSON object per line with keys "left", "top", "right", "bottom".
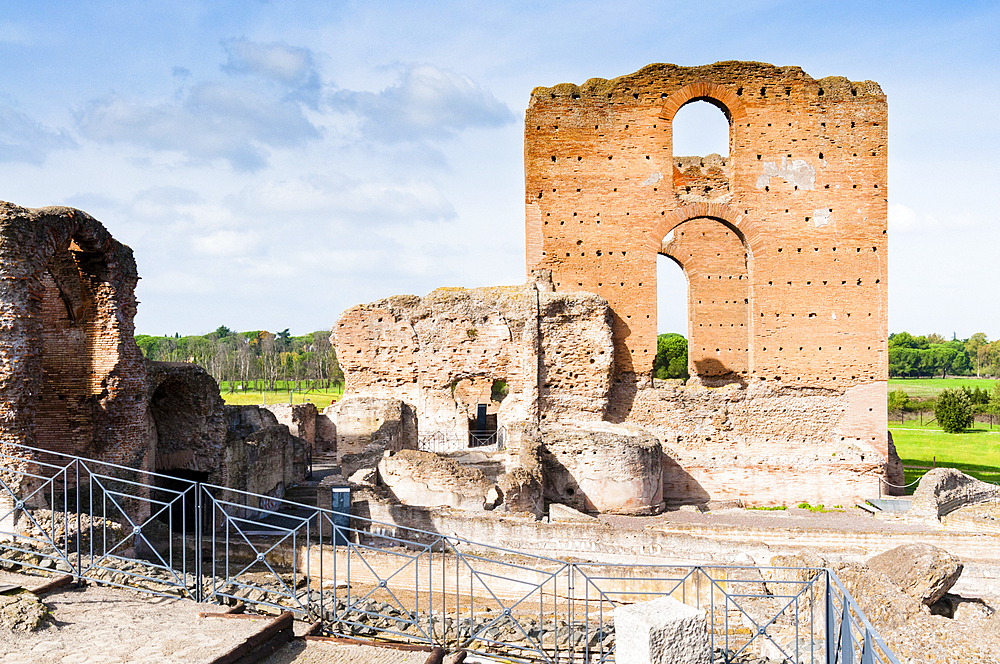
{"left": 0, "top": 571, "right": 264, "bottom": 664}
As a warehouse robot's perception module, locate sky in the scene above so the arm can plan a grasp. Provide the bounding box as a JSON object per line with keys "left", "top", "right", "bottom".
{"left": 0, "top": 1, "right": 997, "bottom": 340}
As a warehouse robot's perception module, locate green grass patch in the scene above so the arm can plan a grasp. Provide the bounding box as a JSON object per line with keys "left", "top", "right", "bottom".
{"left": 746, "top": 505, "right": 787, "bottom": 511}
{"left": 888, "top": 422, "right": 1000, "bottom": 491}
{"left": 889, "top": 377, "right": 997, "bottom": 399}
{"left": 796, "top": 502, "right": 844, "bottom": 513}
{"left": 219, "top": 385, "right": 344, "bottom": 407}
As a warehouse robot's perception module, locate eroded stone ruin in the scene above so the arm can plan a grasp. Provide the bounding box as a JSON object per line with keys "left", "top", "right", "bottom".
{"left": 0, "top": 202, "right": 306, "bottom": 519}
{"left": 333, "top": 61, "right": 899, "bottom": 512}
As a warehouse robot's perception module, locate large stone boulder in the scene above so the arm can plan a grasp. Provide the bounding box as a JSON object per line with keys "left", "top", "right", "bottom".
{"left": 497, "top": 467, "right": 543, "bottom": 516}
{"left": 538, "top": 421, "right": 663, "bottom": 514}
{"left": 909, "top": 467, "right": 1000, "bottom": 520}
{"left": 866, "top": 543, "right": 963, "bottom": 606}
{"left": 378, "top": 450, "right": 501, "bottom": 511}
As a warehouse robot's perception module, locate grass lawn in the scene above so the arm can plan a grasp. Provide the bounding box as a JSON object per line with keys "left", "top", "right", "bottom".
{"left": 889, "top": 376, "right": 999, "bottom": 398}
{"left": 219, "top": 385, "right": 343, "bottom": 407}
{"left": 888, "top": 421, "right": 1000, "bottom": 491}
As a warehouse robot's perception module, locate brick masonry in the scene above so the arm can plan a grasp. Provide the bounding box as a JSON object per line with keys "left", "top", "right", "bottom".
{"left": 0, "top": 202, "right": 147, "bottom": 485}
{"left": 334, "top": 62, "right": 897, "bottom": 508}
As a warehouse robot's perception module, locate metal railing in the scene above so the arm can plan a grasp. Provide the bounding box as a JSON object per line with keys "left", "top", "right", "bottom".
{"left": 418, "top": 426, "right": 507, "bottom": 454}
{"left": 0, "top": 441, "right": 899, "bottom": 663}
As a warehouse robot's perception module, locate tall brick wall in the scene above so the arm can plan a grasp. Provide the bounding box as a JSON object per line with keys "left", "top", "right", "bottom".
{"left": 0, "top": 202, "right": 148, "bottom": 483}
{"left": 524, "top": 61, "right": 887, "bottom": 392}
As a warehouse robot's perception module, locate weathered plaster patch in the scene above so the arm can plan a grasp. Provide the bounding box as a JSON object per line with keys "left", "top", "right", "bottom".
{"left": 813, "top": 208, "right": 831, "bottom": 227}
{"left": 642, "top": 172, "right": 662, "bottom": 186}
{"left": 756, "top": 156, "right": 816, "bottom": 191}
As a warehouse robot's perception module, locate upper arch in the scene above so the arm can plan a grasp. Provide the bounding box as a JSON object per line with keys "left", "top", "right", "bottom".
{"left": 658, "top": 81, "right": 747, "bottom": 123}
{"left": 646, "top": 202, "right": 755, "bottom": 255}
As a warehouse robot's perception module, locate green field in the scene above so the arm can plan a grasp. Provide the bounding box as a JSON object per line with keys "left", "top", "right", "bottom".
{"left": 888, "top": 376, "right": 998, "bottom": 398}
{"left": 219, "top": 384, "right": 343, "bottom": 407}
{"left": 888, "top": 420, "right": 1000, "bottom": 491}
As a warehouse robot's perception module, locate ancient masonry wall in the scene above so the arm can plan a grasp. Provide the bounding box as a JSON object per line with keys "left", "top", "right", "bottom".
{"left": 0, "top": 203, "right": 148, "bottom": 480}
{"left": 522, "top": 62, "right": 891, "bottom": 502}
{"left": 333, "top": 61, "right": 894, "bottom": 507}
{"left": 524, "top": 62, "right": 888, "bottom": 393}
{"left": 334, "top": 282, "right": 614, "bottom": 444}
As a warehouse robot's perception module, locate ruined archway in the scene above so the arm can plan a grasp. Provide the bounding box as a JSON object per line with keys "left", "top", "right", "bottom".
{"left": 0, "top": 204, "right": 146, "bottom": 465}
{"left": 660, "top": 217, "right": 750, "bottom": 382}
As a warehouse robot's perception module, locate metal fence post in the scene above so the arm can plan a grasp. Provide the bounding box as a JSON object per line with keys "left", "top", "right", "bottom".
{"left": 75, "top": 458, "right": 82, "bottom": 584}
{"left": 861, "top": 629, "right": 874, "bottom": 664}
{"left": 826, "top": 572, "right": 836, "bottom": 664}
{"left": 841, "top": 600, "right": 854, "bottom": 664}
{"left": 195, "top": 484, "right": 203, "bottom": 603}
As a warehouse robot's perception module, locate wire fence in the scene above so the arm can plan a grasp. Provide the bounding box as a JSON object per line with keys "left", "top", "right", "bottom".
{"left": 0, "top": 441, "right": 899, "bottom": 663}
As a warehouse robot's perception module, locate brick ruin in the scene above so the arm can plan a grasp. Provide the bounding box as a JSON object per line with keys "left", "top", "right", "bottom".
{"left": 334, "top": 62, "right": 901, "bottom": 511}
{"left": 0, "top": 202, "right": 305, "bottom": 516}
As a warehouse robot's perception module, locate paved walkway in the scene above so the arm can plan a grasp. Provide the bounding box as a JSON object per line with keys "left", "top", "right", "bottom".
{"left": 0, "top": 570, "right": 263, "bottom": 664}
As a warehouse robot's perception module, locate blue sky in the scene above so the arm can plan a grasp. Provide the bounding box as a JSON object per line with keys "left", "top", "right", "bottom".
{"left": 1, "top": 1, "right": 997, "bottom": 339}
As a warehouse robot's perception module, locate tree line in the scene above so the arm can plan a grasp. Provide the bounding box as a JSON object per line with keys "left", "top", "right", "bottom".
{"left": 889, "top": 331, "right": 1000, "bottom": 378}
{"left": 135, "top": 326, "right": 343, "bottom": 393}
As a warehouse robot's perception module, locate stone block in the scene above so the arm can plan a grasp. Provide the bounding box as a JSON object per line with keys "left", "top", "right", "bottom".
{"left": 866, "top": 543, "right": 963, "bottom": 606}
{"left": 614, "top": 595, "right": 709, "bottom": 664}
{"left": 909, "top": 467, "right": 1000, "bottom": 520}
{"left": 539, "top": 421, "right": 662, "bottom": 514}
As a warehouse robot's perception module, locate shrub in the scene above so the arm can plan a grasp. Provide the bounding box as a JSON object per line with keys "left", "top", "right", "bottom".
{"left": 935, "top": 388, "right": 974, "bottom": 433}
{"left": 887, "top": 389, "right": 910, "bottom": 412}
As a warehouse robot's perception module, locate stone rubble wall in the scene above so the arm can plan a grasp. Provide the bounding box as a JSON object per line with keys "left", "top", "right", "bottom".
{"left": 146, "top": 362, "right": 228, "bottom": 484}
{"left": 223, "top": 405, "right": 306, "bottom": 498}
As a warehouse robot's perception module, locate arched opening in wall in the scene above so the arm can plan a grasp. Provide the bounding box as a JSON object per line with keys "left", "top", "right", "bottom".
{"left": 659, "top": 218, "right": 749, "bottom": 384}
{"left": 452, "top": 376, "right": 504, "bottom": 447}
{"left": 656, "top": 246, "right": 690, "bottom": 380}
{"left": 670, "top": 100, "right": 731, "bottom": 204}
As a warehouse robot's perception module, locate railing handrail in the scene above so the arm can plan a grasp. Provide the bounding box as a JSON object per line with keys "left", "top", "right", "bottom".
{"left": 0, "top": 440, "right": 901, "bottom": 664}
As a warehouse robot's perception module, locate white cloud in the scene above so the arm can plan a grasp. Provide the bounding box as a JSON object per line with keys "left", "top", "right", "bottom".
{"left": 230, "top": 173, "right": 456, "bottom": 224}
{"left": 190, "top": 229, "right": 262, "bottom": 257}
{"left": 0, "top": 105, "right": 75, "bottom": 164}
{"left": 75, "top": 81, "right": 321, "bottom": 172}
{"left": 221, "top": 38, "right": 318, "bottom": 89}
{"left": 331, "top": 64, "right": 516, "bottom": 143}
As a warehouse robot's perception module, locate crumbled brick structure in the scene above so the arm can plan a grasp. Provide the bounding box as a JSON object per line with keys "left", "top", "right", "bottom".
{"left": 334, "top": 282, "right": 613, "bottom": 449}
{"left": 334, "top": 62, "right": 896, "bottom": 509}
{"left": 0, "top": 203, "right": 305, "bottom": 515}
{"left": 0, "top": 203, "right": 147, "bottom": 482}
{"left": 146, "top": 362, "right": 227, "bottom": 482}
{"left": 524, "top": 62, "right": 887, "bottom": 388}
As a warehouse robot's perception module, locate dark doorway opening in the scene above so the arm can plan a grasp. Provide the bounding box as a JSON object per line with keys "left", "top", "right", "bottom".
{"left": 151, "top": 469, "right": 209, "bottom": 532}
{"left": 469, "top": 408, "right": 498, "bottom": 447}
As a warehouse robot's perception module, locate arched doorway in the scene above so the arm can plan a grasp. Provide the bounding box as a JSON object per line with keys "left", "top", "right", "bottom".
{"left": 660, "top": 218, "right": 749, "bottom": 382}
